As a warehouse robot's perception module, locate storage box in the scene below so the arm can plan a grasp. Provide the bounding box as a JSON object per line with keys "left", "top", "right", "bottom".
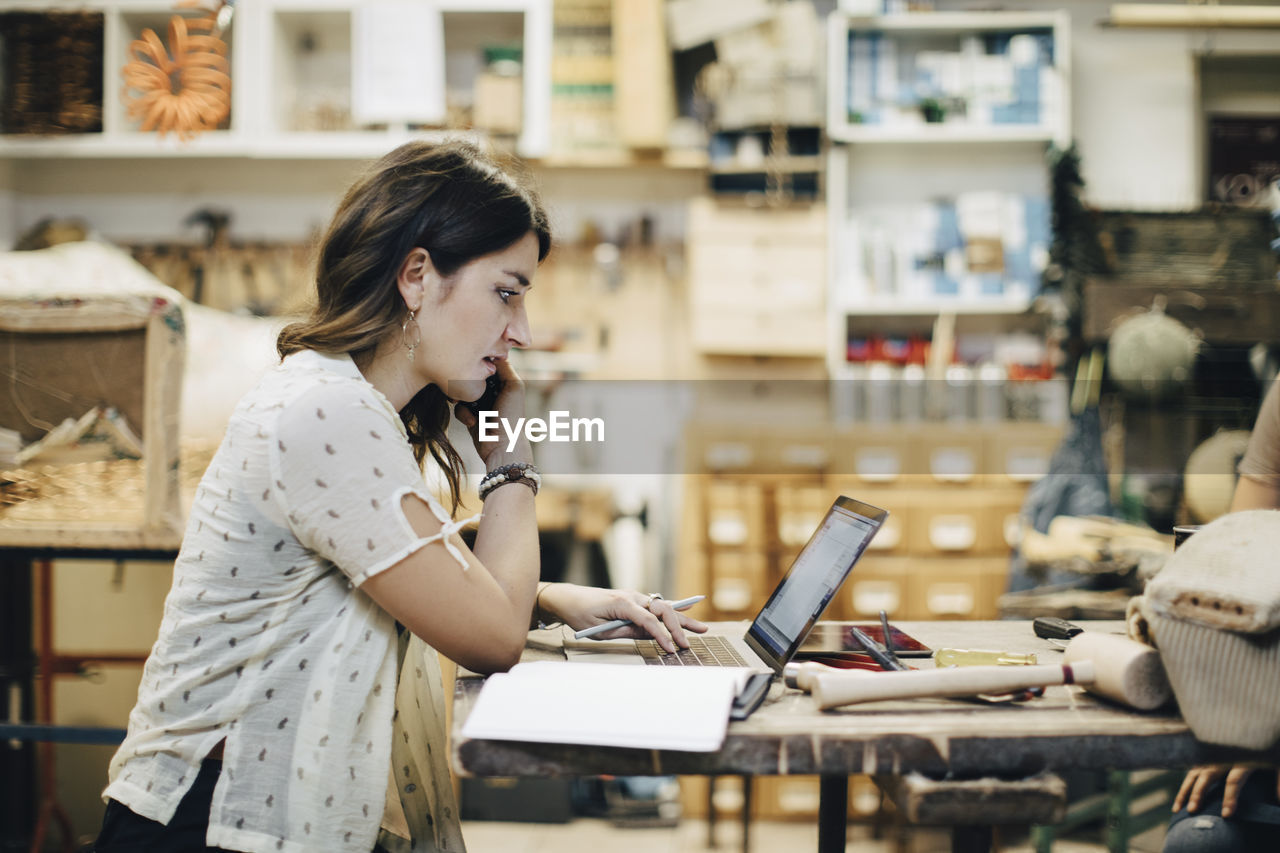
{"left": 908, "top": 425, "right": 986, "bottom": 485}
{"left": 838, "top": 555, "right": 912, "bottom": 619}
{"left": 703, "top": 479, "right": 765, "bottom": 549}
{"left": 708, "top": 550, "right": 768, "bottom": 616}
{"left": 686, "top": 198, "right": 826, "bottom": 357}
{"left": 684, "top": 425, "right": 759, "bottom": 473}
{"left": 905, "top": 557, "right": 1008, "bottom": 620}
{"left": 774, "top": 483, "right": 832, "bottom": 547}
{"left": 983, "top": 422, "right": 1062, "bottom": 484}
{"left": 758, "top": 429, "right": 832, "bottom": 475}
{"left": 825, "top": 482, "right": 912, "bottom": 554}
{"left": 909, "top": 491, "right": 1007, "bottom": 557}
{"left": 0, "top": 243, "right": 186, "bottom": 549}
{"left": 830, "top": 427, "right": 910, "bottom": 485}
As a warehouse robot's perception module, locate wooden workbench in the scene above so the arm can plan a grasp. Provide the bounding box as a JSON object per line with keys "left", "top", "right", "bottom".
{"left": 451, "top": 620, "right": 1278, "bottom": 851}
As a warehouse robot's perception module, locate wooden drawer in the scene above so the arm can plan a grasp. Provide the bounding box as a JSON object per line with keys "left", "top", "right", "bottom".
{"left": 691, "top": 307, "right": 826, "bottom": 357}
{"left": 824, "top": 483, "right": 911, "bottom": 554}
{"left": 688, "top": 196, "right": 827, "bottom": 242}
{"left": 703, "top": 480, "right": 766, "bottom": 549}
{"left": 908, "top": 425, "right": 987, "bottom": 484}
{"left": 905, "top": 557, "right": 1008, "bottom": 620}
{"left": 983, "top": 422, "right": 1063, "bottom": 484}
{"left": 838, "top": 555, "right": 911, "bottom": 619}
{"left": 689, "top": 254, "right": 826, "bottom": 309}
{"left": 758, "top": 430, "right": 833, "bottom": 475}
{"left": 829, "top": 428, "right": 911, "bottom": 486}
{"left": 685, "top": 426, "right": 760, "bottom": 473}
{"left": 708, "top": 550, "right": 768, "bottom": 616}
{"left": 909, "top": 492, "right": 1007, "bottom": 557}
{"left": 774, "top": 483, "right": 835, "bottom": 546}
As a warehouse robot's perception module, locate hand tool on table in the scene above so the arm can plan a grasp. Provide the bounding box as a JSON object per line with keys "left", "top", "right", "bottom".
{"left": 807, "top": 632, "right": 1171, "bottom": 711}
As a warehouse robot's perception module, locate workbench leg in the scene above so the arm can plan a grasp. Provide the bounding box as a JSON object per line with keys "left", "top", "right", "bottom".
{"left": 707, "top": 775, "right": 717, "bottom": 848}
{"left": 741, "top": 775, "right": 752, "bottom": 853}
{"left": 950, "top": 825, "right": 993, "bottom": 853}
{"left": 1105, "top": 770, "right": 1132, "bottom": 853}
{"left": 818, "top": 775, "right": 848, "bottom": 853}
{"left": 1, "top": 555, "right": 36, "bottom": 850}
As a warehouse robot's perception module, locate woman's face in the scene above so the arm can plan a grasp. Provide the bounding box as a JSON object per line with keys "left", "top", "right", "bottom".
{"left": 415, "top": 231, "right": 539, "bottom": 402}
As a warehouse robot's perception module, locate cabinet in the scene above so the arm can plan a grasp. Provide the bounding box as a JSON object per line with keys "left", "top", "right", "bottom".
{"left": 823, "top": 10, "right": 1071, "bottom": 378}
{"left": 0, "top": 0, "right": 551, "bottom": 159}
{"left": 686, "top": 197, "right": 827, "bottom": 358}
{"left": 678, "top": 419, "right": 1063, "bottom": 624}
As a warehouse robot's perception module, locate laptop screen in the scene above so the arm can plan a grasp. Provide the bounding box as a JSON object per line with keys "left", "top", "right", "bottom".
{"left": 743, "top": 496, "right": 887, "bottom": 672}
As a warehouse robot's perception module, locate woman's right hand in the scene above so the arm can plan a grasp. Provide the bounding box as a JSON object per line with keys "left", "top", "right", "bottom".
{"left": 454, "top": 357, "right": 531, "bottom": 467}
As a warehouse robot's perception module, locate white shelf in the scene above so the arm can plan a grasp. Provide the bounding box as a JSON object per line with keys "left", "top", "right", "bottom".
{"left": 0, "top": 129, "right": 480, "bottom": 159}
{"left": 826, "top": 10, "right": 1072, "bottom": 148}
{"left": 832, "top": 124, "right": 1059, "bottom": 145}
{"left": 823, "top": 10, "right": 1072, "bottom": 378}
{"left": 837, "top": 296, "right": 1033, "bottom": 317}
{"left": 840, "top": 11, "right": 1069, "bottom": 34}
{"left": 0, "top": 0, "right": 552, "bottom": 160}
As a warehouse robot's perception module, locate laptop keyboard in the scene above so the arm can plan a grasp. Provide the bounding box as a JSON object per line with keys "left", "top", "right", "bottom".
{"left": 638, "top": 635, "right": 749, "bottom": 667}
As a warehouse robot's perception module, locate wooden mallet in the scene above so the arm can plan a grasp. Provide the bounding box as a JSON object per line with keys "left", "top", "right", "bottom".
{"left": 796, "top": 633, "right": 1170, "bottom": 712}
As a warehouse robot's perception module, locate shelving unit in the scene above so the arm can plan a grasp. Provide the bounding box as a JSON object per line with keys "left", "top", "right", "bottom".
{"left": 823, "top": 10, "right": 1072, "bottom": 379}
{"left": 826, "top": 10, "right": 1070, "bottom": 147}
{"left": 0, "top": 0, "right": 552, "bottom": 160}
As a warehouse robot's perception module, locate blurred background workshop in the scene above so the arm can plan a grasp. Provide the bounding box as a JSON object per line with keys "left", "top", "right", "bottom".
{"left": 1, "top": 0, "right": 1279, "bottom": 851}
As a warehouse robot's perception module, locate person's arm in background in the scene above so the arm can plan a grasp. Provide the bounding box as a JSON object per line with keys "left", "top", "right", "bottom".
{"left": 1173, "top": 380, "right": 1280, "bottom": 817}
{"left": 1228, "top": 474, "right": 1280, "bottom": 513}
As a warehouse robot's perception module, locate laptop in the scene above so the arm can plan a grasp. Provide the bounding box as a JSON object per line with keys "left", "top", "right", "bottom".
{"left": 563, "top": 495, "right": 888, "bottom": 675}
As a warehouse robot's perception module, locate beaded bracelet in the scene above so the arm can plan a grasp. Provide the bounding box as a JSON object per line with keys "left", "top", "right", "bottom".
{"left": 478, "top": 461, "right": 541, "bottom": 501}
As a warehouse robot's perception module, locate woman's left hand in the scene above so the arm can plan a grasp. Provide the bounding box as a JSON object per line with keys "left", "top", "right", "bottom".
{"left": 1173, "top": 763, "right": 1277, "bottom": 817}
{"left": 539, "top": 583, "right": 708, "bottom": 654}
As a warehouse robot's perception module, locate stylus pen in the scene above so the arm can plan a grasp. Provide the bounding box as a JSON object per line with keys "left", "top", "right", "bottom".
{"left": 573, "top": 595, "right": 706, "bottom": 639}
{"left": 849, "top": 624, "right": 909, "bottom": 672}
{"left": 879, "top": 609, "right": 897, "bottom": 657}
{"left": 879, "top": 609, "right": 905, "bottom": 670}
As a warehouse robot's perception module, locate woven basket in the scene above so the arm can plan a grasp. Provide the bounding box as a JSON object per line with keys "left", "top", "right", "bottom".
{"left": 0, "top": 11, "right": 104, "bottom": 135}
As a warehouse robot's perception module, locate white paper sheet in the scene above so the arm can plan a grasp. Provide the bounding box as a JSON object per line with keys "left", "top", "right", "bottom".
{"left": 460, "top": 661, "right": 751, "bottom": 752}
{"left": 351, "top": 1, "right": 446, "bottom": 126}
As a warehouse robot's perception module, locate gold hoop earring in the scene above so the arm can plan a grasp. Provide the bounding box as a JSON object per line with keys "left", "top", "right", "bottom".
{"left": 402, "top": 310, "right": 421, "bottom": 361}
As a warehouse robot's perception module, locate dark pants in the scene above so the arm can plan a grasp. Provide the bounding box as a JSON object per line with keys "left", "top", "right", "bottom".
{"left": 94, "top": 759, "right": 234, "bottom": 852}
{"left": 94, "top": 759, "right": 393, "bottom": 853}
{"left": 1164, "top": 771, "right": 1280, "bottom": 853}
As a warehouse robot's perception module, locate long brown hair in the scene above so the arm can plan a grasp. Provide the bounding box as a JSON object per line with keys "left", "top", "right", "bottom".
{"left": 277, "top": 139, "right": 551, "bottom": 511}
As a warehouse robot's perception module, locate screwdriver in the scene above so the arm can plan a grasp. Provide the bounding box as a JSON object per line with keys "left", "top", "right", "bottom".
{"left": 934, "top": 648, "right": 1038, "bottom": 667}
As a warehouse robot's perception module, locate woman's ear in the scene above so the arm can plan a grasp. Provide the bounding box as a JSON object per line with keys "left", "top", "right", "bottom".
{"left": 396, "top": 247, "right": 434, "bottom": 308}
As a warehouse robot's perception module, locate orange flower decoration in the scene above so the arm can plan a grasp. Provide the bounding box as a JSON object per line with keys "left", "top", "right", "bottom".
{"left": 121, "top": 9, "right": 231, "bottom": 139}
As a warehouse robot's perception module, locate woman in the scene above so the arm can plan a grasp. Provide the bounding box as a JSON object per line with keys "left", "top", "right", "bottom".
{"left": 95, "top": 139, "right": 705, "bottom": 853}
{"left": 1164, "top": 378, "right": 1280, "bottom": 853}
